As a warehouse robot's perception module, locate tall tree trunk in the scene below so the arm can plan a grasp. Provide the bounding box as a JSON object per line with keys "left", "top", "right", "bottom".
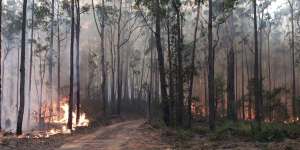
{"left": 204, "top": 67, "right": 208, "bottom": 117}
{"left": 110, "top": 27, "right": 115, "bottom": 114}
{"left": 253, "top": 0, "right": 261, "bottom": 129}
{"left": 173, "top": 0, "right": 184, "bottom": 127}
{"left": 0, "top": 0, "right": 2, "bottom": 130}
{"left": 289, "top": 0, "right": 296, "bottom": 119}
{"left": 242, "top": 40, "right": 245, "bottom": 120}
{"left": 227, "top": 47, "right": 236, "bottom": 121}
{"left": 57, "top": 0, "right": 61, "bottom": 118}
{"left": 259, "top": 10, "right": 264, "bottom": 121}
{"left": 48, "top": 0, "right": 55, "bottom": 119}
{"left": 67, "top": 0, "right": 75, "bottom": 130}
{"left": 75, "top": 0, "right": 81, "bottom": 124}
{"left": 187, "top": 0, "right": 200, "bottom": 128}
{"left": 148, "top": 40, "right": 154, "bottom": 122}
{"left": 116, "top": 0, "right": 122, "bottom": 115}
{"left": 167, "top": 17, "right": 174, "bottom": 125}
{"left": 245, "top": 45, "right": 251, "bottom": 119}
{"left": 27, "top": 0, "right": 34, "bottom": 128}
{"left": 17, "top": 0, "right": 28, "bottom": 135}
{"left": 267, "top": 26, "right": 272, "bottom": 120}
{"left": 17, "top": 48, "right": 20, "bottom": 118}
{"left": 154, "top": 0, "right": 169, "bottom": 126}
{"left": 208, "top": 0, "right": 215, "bottom": 130}
{"left": 101, "top": 0, "right": 107, "bottom": 117}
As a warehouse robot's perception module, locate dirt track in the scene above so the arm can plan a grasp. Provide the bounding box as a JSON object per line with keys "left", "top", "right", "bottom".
{"left": 58, "top": 120, "right": 170, "bottom": 150}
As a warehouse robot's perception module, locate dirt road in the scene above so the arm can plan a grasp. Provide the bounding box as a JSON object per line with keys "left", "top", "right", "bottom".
{"left": 58, "top": 120, "right": 170, "bottom": 150}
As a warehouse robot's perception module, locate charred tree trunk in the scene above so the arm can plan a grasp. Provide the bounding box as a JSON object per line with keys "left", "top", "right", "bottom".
{"left": 154, "top": 0, "right": 169, "bottom": 126}
{"left": 67, "top": 0, "right": 75, "bottom": 130}
{"left": 253, "top": 0, "right": 261, "bottom": 130}
{"left": 167, "top": 17, "right": 174, "bottom": 125}
{"left": 0, "top": 0, "right": 2, "bottom": 130}
{"left": 227, "top": 46, "right": 236, "bottom": 121}
{"left": 75, "top": 0, "right": 81, "bottom": 124}
{"left": 17, "top": 0, "right": 28, "bottom": 135}
{"left": 208, "top": 0, "right": 215, "bottom": 130}
{"left": 172, "top": 0, "right": 184, "bottom": 127}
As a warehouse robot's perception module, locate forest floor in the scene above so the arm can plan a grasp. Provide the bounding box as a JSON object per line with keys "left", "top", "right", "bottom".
{"left": 1, "top": 119, "right": 300, "bottom": 150}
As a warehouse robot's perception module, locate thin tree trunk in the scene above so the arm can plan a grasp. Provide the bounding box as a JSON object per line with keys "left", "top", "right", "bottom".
{"left": 75, "top": 0, "right": 81, "bottom": 124}
{"left": 227, "top": 47, "right": 236, "bottom": 121}
{"left": 148, "top": 40, "right": 153, "bottom": 122}
{"left": 208, "top": 0, "right": 215, "bottom": 130}
{"left": 0, "top": 0, "right": 2, "bottom": 130}
{"left": 116, "top": 0, "right": 122, "bottom": 115}
{"left": 187, "top": 0, "right": 200, "bottom": 128}
{"left": 101, "top": 0, "right": 107, "bottom": 116}
{"left": 245, "top": 45, "right": 251, "bottom": 119}
{"left": 154, "top": 0, "right": 169, "bottom": 126}
{"left": 267, "top": 27, "right": 272, "bottom": 120}
{"left": 17, "top": 48, "right": 20, "bottom": 117}
{"left": 173, "top": 1, "right": 184, "bottom": 127}
{"left": 27, "top": 0, "right": 34, "bottom": 128}
{"left": 57, "top": 0, "right": 61, "bottom": 118}
{"left": 110, "top": 27, "right": 115, "bottom": 114}
{"left": 167, "top": 17, "right": 174, "bottom": 125}
{"left": 17, "top": 0, "right": 28, "bottom": 135}
{"left": 48, "top": 0, "right": 55, "bottom": 120}
{"left": 67, "top": 0, "right": 75, "bottom": 130}
{"left": 253, "top": 0, "right": 261, "bottom": 129}
{"left": 242, "top": 40, "right": 245, "bottom": 120}
{"left": 288, "top": 0, "right": 296, "bottom": 119}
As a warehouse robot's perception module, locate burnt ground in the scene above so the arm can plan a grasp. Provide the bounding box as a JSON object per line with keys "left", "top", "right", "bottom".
{"left": 1, "top": 119, "right": 300, "bottom": 150}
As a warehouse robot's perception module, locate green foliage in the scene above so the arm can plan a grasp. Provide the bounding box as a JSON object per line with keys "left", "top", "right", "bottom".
{"left": 209, "top": 121, "right": 252, "bottom": 141}
{"left": 252, "top": 123, "right": 287, "bottom": 142}
{"left": 207, "top": 121, "right": 300, "bottom": 142}
{"left": 264, "top": 88, "right": 288, "bottom": 121}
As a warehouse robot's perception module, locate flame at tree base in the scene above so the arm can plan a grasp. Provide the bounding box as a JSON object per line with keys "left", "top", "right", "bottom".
{"left": 30, "top": 96, "right": 90, "bottom": 138}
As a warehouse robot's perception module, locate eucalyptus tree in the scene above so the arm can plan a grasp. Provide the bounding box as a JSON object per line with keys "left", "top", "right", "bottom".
{"left": 288, "top": 0, "right": 296, "bottom": 118}
{"left": 16, "top": 0, "right": 28, "bottom": 135}
{"left": 253, "top": 0, "right": 262, "bottom": 130}
{"left": 27, "top": 0, "right": 35, "bottom": 127}
{"left": 75, "top": 0, "right": 81, "bottom": 124}
{"left": 67, "top": 0, "right": 75, "bottom": 130}
{"left": 136, "top": 0, "right": 170, "bottom": 125}
{"left": 208, "top": 0, "right": 215, "bottom": 130}
{"left": 91, "top": 0, "right": 107, "bottom": 116}
{"left": 187, "top": 0, "right": 201, "bottom": 128}
{"left": 0, "top": 0, "right": 2, "bottom": 130}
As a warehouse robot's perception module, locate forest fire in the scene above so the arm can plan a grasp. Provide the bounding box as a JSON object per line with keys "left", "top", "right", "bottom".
{"left": 31, "top": 96, "right": 89, "bottom": 138}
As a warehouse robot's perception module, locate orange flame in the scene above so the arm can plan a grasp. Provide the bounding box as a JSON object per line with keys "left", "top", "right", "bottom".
{"left": 34, "top": 96, "right": 89, "bottom": 137}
